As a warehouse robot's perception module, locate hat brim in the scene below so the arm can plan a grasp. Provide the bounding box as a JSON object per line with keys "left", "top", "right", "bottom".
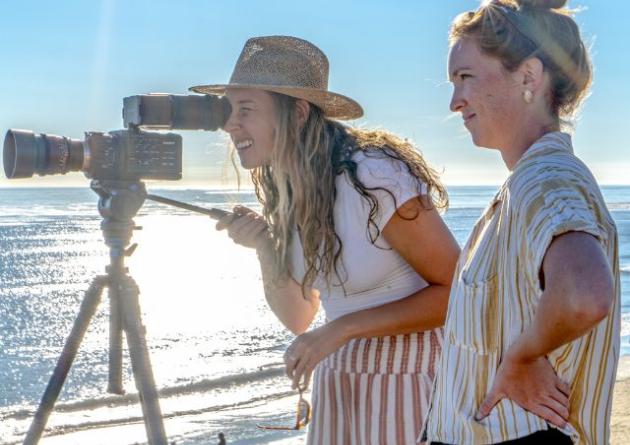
{"left": 189, "top": 83, "right": 363, "bottom": 120}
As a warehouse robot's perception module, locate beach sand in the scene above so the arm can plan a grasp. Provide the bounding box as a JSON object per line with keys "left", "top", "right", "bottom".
{"left": 611, "top": 356, "right": 630, "bottom": 445}
{"left": 21, "top": 356, "right": 630, "bottom": 444}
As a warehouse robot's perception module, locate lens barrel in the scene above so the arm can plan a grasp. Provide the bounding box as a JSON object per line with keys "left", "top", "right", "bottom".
{"left": 3, "top": 129, "right": 84, "bottom": 179}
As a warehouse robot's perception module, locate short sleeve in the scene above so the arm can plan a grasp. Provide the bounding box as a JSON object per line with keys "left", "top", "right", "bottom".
{"left": 354, "top": 151, "right": 427, "bottom": 233}
{"left": 518, "top": 175, "right": 606, "bottom": 289}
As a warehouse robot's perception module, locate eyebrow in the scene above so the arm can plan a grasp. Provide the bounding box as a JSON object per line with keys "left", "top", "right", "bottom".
{"left": 237, "top": 100, "right": 256, "bottom": 105}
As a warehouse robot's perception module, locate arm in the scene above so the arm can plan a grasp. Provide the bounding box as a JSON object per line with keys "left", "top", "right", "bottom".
{"left": 256, "top": 237, "right": 320, "bottom": 334}
{"left": 216, "top": 206, "right": 320, "bottom": 335}
{"left": 477, "top": 231, "right": 614, "bottom": 427}
{"left": 330, "top": 196, "right": 459, "bottom": 337}
{"left": 284, "top": 196, "right": 460, "bottom": 389}
{"left": 508, "top": 231, "right": 613, "bottom": 360}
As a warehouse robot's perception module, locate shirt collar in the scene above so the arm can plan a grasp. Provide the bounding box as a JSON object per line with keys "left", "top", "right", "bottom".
{"left": 516, "top": 131, "right": 573, "bottom": 166}
{"left": 495, "top": 131, "right": 573, "bottom": 201}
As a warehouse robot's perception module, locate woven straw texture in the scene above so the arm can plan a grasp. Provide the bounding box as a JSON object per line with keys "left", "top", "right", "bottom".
{"left": 190, "top": 36, "right": 363, "bottom": 120}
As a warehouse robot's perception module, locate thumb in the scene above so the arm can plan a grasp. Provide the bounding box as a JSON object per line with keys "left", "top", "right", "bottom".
{"left": 475, "top": 389, "right": 502, "bottom": 421}
{"left": 233, "top": 205, "right": 251, "bottom": 215}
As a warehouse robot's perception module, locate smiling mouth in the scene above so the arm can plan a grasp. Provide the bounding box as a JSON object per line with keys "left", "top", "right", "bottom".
{"left": 235, "top": 139, "right": 253, "bottom": 150}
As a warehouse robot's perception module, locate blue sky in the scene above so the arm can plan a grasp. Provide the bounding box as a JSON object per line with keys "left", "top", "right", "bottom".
{"left": 0, "top": 0, "right": 627, "bottom": 187}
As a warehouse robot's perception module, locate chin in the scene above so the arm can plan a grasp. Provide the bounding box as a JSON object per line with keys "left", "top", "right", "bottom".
{"left": 237, "top": 154, "right": 256, "bottom": 170}
{"left": 239, "top": 161, "right": 256, "bottom": 170}
{"left": 469, "top": 132, "right": 484, "bottom": 148}
{"left": 470, "top": 133, "right": 497, "bottom": 150}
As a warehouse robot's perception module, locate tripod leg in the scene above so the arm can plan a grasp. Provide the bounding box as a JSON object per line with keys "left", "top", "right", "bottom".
{"left": 23, "top": 276, "right": 108, "bottom": 445}
{"left": 117, "top": 276, "right": 168, "bottom": 445}
{"left": 107, "top": 283, "right": 124, "bottom": 394}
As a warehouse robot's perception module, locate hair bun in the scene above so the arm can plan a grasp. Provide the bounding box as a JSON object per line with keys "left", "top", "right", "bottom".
{"left": 516, "top": 0, "right": 567, "bottom": 9}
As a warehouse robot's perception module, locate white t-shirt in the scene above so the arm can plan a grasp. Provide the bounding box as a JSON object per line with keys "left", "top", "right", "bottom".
{"left": 289, "top": 150, "right": 429, "bottom": 321}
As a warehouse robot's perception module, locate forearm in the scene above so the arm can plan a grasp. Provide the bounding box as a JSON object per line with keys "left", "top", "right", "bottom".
{"left": 256, "top": 242, "right": 319, "bottom": 335}
{"left": 327, "top": 283, "right": 450, "bottom": 343}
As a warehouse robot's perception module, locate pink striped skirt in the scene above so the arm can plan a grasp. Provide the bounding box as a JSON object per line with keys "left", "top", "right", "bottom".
{"left": 306, "top": 328, "right": 443, "bottom": 445}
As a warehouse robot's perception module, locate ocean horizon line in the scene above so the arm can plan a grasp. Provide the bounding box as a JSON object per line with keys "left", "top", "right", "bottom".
{"left": 2, "top": 183, "right": 630, "bottom": 190}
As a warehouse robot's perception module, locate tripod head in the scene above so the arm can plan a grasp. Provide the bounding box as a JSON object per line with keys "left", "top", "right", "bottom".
{"left": 92, "top": 179, "right": 147, "bottom": 222}
{"left": 90, "top": 179, "right": 146, "bottom": 274}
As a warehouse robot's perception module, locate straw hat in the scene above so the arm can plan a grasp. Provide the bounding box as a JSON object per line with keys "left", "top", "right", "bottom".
{"left": 189, "top": 36, "right": 363, "bottom": 120}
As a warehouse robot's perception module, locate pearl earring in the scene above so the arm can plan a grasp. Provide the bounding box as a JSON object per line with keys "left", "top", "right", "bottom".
{"left": 523, "top": 89, "right": 533, "bottom": 104}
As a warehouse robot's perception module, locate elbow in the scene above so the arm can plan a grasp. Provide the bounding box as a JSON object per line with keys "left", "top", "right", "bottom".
{"left": 283, "top": 310, "right": 316, "bottom": 335}
{"left": 286, "top": 321, "right": 309, "bottom": 336}
{"left": 572, "top": 283, "right": 615, "bottom": 327}
{"left": 586, "top": 292, "right": 614, "bottom": 324}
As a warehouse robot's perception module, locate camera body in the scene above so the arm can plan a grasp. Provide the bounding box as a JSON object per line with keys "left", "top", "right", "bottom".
{"left": 3, "top": 128, "right": 182, "bottom": 181}
{"left": 3, "top": 94, "right": 230, "bottom": 181}
{"left": 85, "top": 130, "right": 182, "bottom": 180}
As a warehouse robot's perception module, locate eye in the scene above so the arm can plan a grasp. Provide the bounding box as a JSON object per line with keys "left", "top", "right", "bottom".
{"left": 459, "top": 73, "right": 472, "bottom": 80}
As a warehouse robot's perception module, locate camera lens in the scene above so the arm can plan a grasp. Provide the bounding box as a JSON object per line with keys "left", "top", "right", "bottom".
{"left": 3, "top": 129, "right": 85, "bottom": 179}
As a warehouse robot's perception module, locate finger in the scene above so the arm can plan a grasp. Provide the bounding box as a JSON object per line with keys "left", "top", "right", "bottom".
{"left": 528, "top": 404, "right": 567, "bottom": 429}
{"left": 542, "top": 396, "right": 569, "bottom": 421}
{"left": 300, "top": 369, "right": 313, "bottom": 391}
{"left": 238, "top": 220, "right": 267, "bottom": 242}
{"left": 549, "top": 386, "right": 570, "bottom": 409}
{"left": 225, "top": 217, "right": 257, "bottom": 242}
{"left": 284, "top": 344, "right": 302, "bottom": 380}
{"left": 225, "top": 213, "right": 253, "bottom": 232}
{"left": 475, "top": 389, "right": 503, "bottom": 421}
{"left": 556, "top": 379, "right": 571, "bottom": 397}
{"left": 284, "top": 355, "right": 297, "bottom": 380}
{"left": 215, "top": 213, "right": 238, "bottom": 231}
{"left": 293, "top": 358, "right": 312, "bottom": 391}
{"left": 285, "top": 337, "right": 308, "bottom": 384}
{"left": 233, "top": 205, "right": 254, "bottom": 216}
{"left": 292, "top": 361, "right": 304, "bottom": 390}
{"left": 291, "top": 352, "right": 308, "bottom": 389}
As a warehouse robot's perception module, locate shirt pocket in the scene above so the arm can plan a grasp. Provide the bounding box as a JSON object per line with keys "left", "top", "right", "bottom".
{"left": 446, "top": 274, "right": 500, "bottom": 354}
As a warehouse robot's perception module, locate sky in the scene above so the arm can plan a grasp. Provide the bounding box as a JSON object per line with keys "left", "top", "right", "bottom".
{"left": 0, "top": 0, "right": 628, "bottom": 188}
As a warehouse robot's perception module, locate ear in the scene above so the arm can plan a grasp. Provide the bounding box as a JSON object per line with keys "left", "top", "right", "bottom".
{"left": 295, "top": 99, "right": 311, "bottom": 128}
{"left": 517, "top": 56, "right": 545, "bottom": 92}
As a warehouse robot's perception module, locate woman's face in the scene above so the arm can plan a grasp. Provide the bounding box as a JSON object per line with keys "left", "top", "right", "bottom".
{"left": 224, "top": 88, "right": 277, "bottom": 169}
{"left": 448, "top": 38, "right": 522, "bottom": 150}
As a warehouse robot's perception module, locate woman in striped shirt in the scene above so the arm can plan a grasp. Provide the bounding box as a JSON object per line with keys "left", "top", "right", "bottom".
{"left": 425, "top": 1, "right": 620, "bottom": 444}
{"left": 200, "top": 35, "right": 460, "bottom": 444}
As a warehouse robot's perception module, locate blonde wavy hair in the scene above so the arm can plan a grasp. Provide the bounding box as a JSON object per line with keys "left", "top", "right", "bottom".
{"left": 248, "top": 93, "right": 448, "bottom": 293}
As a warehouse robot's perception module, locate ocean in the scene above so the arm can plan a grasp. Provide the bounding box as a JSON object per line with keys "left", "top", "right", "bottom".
{"left": 0, "top": 186, "right": 628, "bottom": 445}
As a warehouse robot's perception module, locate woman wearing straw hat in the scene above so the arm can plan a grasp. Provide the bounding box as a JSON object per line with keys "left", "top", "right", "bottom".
{"left": 192, "top": 35, "right": 460, "bottom": 443}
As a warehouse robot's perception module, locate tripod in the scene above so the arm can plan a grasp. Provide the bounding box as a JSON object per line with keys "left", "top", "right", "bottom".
{"left": 23, "top": 179, "right": 168, "bottom": 445}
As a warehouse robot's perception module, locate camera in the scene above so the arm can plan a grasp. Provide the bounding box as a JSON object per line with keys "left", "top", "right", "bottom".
{"left": 3, "top": 94, "right": 230, "bottom": 181}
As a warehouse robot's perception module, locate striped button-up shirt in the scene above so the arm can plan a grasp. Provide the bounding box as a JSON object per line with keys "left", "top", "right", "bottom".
{"left": 424, "top": 132, "right": 620, "bottom": 444}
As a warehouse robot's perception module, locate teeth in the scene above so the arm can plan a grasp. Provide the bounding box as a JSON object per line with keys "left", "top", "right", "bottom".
{"left": 235, "top": 139, "right": 253, "bottom": 149}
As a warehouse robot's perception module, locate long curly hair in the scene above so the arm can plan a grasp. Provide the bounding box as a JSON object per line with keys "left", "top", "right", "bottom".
{"left": 249, "top": 93, "right": 448, "bottom": 293}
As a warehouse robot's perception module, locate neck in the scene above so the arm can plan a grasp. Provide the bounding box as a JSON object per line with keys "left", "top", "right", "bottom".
{"left": 500, "top": 118, "right": 560, "bottom": 170}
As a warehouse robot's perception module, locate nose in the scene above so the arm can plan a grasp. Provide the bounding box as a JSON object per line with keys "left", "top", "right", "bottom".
{"left": 450, "top": 85, "right": 466, "bottom": 113}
